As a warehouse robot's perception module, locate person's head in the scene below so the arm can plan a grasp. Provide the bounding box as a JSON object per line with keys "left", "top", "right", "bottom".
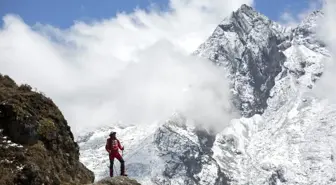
{"left": 109, "top": 131, "right": 116, "bottom": 139}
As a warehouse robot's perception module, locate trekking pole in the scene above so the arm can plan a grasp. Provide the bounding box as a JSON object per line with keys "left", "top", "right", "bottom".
{"left": 113, "top": 164, "right": 118, "bottom": 176}
{"left": 122, "top": 148, "right": 127, "bottom": 176}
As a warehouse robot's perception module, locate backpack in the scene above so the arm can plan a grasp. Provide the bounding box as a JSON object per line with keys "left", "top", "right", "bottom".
{"left": 111, "top": 139, "right": 119, "bottom": 150}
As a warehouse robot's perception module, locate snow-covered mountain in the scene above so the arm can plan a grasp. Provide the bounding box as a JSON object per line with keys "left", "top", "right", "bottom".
{"left": 78, "top": 4, "right": 336, "bottom": 185}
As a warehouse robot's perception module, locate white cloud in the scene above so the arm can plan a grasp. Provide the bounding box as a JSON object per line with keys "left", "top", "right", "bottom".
{"left": 0, "top": 0, "right": 252, "bottom": 135}
{"left": 313, "top": 0, "right": 336, "bottom": 101}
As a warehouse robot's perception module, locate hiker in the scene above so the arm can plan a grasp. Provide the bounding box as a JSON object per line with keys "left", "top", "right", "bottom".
{"left": 105, "top": 131, "right": 126, "bottom": 177}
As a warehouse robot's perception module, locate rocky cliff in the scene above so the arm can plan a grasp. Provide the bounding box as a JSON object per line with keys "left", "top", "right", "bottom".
{"left": 0, "top": 74, "right": 95, "bottom": 185}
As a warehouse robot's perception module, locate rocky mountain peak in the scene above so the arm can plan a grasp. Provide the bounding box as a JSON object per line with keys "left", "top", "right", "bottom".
{"left": 235, "top": 4, "right": 261, "bottom": 17}
{"left": 299, "top": 10, "right": 323, "bottom": 28}
{"left": 292, "top": 10, "right": 328, "bottom": 55}
{"left": 194, "top": 5, "right": 287, "bottom": 117}
{"left": 219, "top": 4, "right": 283, "bottom": 34}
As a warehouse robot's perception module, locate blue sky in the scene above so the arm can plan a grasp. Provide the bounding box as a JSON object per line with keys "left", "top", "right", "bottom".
{"left": 0, "top": 0, "right": 319, "bottom": 28}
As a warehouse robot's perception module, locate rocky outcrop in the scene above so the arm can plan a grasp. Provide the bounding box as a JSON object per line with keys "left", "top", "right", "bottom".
{"left": 0, "top": 74, "right": 94, "bottom": 185}
{"left": 92, "top": 177, "right": 141, "bottom": 185}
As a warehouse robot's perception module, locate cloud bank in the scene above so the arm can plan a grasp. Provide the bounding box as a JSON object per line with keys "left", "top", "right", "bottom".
{"left": 0, "top": 0, "right": 252, "bottom": 135}
{"left": 313, "top": 0, "right": 336, "bottom": 102}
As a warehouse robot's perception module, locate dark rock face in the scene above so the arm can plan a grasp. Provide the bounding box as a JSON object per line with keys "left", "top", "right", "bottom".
{"left": 269, "top": 168, "right": 286, "bottom": 185}
{"left": 153, "top": 115, "right": 230, "bottom": 185}
{"left": 154, "top": 123, "right": 203, "bottom": 184}
{"left": 194, "top": 4, "right": 287, "bottom": 117}
{"left": 0, "top": 74, "right": 94, "bottom": 185}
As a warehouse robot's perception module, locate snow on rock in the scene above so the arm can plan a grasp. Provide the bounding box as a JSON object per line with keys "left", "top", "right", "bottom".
{"left": 208, "top": 7, "right": 335, "bottom": 185}
{"left": 0, "top": 159, "right": 13, "bottom": 164}
{"left": 231, "top": 97, "right": 336, "bottom": 185}
{"left": 77, "top": 123, "right": 160, "bottom": 182}
{"left": 194, "top": 4, "right": 287, "bottom": 117}
{"left": 195, "top": 4, "right": 335, "bottom": 185}
{"left": 79, "top": 4, "right": 336, "bottom": 185}
{"left": 0, "top": 129, "right": 24, "bottom": 148}
{"left": 79, "top": 113, "right": 229, "bottom": 185}
{"left": 292, "top": 10, "right": 329, "bottom": 56}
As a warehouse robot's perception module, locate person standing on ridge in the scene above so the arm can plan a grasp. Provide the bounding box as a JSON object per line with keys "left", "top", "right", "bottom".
{"left": 105, "top": 131, "right": 127, "bottom": 177}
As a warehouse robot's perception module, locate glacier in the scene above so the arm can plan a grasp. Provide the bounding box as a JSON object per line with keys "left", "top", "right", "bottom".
{"left": 78, "top": 4, "right": 336, "bottom": 185}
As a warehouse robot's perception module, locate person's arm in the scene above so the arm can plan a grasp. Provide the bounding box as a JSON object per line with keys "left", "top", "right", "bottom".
{"left": 105, "top": 139, "right": 111, "bottom": 153}
{"left": 118, "top": 140, "right": 124, "bottom": 150}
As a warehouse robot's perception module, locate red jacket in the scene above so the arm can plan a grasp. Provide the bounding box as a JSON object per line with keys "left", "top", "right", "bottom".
{"left": 105, "top": 138, "right": 124, "bottom": 153}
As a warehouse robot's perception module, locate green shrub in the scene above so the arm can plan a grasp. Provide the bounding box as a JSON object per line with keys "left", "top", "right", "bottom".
{"left": 38, "top": 118, "right": 56, "bottom": 139}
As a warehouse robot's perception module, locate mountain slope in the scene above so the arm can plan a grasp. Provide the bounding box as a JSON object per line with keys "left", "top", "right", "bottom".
{"left": 195, "top": 5, "right": 335, "bottom": 185}
{"left": 78, "top": 114, "right": 230, "bottom": 185}
{"left": 79, "top": 4, "right": 335, "bottom": 185}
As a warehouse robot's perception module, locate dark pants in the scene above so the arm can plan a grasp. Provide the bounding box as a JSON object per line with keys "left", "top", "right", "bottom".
{"left": 109, "top": 152, "right": 125, "bottom": 177}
